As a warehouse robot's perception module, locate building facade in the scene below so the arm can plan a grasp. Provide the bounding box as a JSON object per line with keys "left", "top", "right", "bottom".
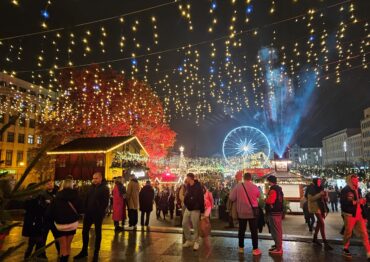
{"left": 288, "top": 144, "right": 322, "bottom": 167}
{"left": 361, "top": 107, "right": 370, "bottom": 165}
{"left": 0, "top": 73, "right": 57, "bottom": 180}
{"left": 347, "top": 133, "right": 363, "bottom": 166}
{"left": 322, "top": 128, "right": 361, "bottom": 166}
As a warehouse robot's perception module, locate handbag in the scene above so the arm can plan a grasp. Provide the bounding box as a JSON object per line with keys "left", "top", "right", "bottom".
{"left": 55, "top": 201, "right": 79, "bottom": 232}
{"left": 241, "top": 183, "right": 259, "bottom": 218}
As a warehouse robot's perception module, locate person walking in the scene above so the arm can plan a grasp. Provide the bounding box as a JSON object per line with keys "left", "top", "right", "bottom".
{"left": 341, "top": 174, "right": 370, "bottom": 259}
{"left": 159, "top": 188, "right": 169, "bottom": 220}
{"left": 50, "top": 178, "right": 82, "bottom": 262}
{"left": 203, "top": 185, "right": 214, "bottom": 217}
{"left": 22, "top": 183, "right": 48, "bottom": 260}
{"left": 40, "top": 180, "right": 60, "bottom": 258}
{"left": 328, "top": 186, "right": 338, "bottom": 212}
{"left": 265, "top": 175, "right": 284, "bottom": 255}
{"left": 307, "top": 178, "right": 333, "bottom": 250}
{"left": 168, "top": 187, "right": 176, "bottom": 219}
{"left": 74, "top": 172, "right": 110, "bottom": 261}
{"left": 155, "top": 188, "right": 161, "bottom": 219}
{"left": 112, "top": 176, "right": 126, "bottom": 232}
{"left": 139, "top": 180, "right": 155, "bottom": 228}
{"left": 229, "top": 173, "right": 261, "bottom": 256}
{"left": 182, "top": 173, "right": 205, "bottom": 251}
{"left": 126, "top": 174, "right": 140, "bottom": 229}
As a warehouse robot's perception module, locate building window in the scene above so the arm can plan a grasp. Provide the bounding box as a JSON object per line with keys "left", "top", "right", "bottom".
{"left": 19, "top": 117, "right": 26, "bottom": 127}
{"left": 29, "top": 119, "right": 36, "bottom": 128}
{"left": 18, "top": 133, "right": 25, "bottom": 143}
{"left": 7, "top": 132, "right": 15, "bottom": 142}
{"left": 28, "top": 135, "right": 34, "bottom": 144}
{"left": 5, "top": 150, "right": 13, "bottom": 166}
{"left": 37, "top": 136, "right": 42, "bottom": 145}
{"left": 17, "top": 151, "right": 24, "bottom": 166}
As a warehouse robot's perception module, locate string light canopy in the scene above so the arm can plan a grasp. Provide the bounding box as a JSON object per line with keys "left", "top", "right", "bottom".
{"left": 0, "top": 0, "right": 368, "bottom": 123}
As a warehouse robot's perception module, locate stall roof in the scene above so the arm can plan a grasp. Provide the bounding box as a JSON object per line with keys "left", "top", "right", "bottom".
{"left": 47, "top": 136, "right": 148, "bottom": 156}
{"left": 258, "top": 171, "right": 303, "bottom": 180}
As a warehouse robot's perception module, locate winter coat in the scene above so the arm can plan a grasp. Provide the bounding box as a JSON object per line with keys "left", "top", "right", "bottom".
{"left": 168, "top": 192, "right": 175, "bottom": 211}
{"left": 184, "top": 181, "right": 205, "bottom": 213}
{"left": 226, "top": 197, "right": 238, "bottom": 220}
{"left": 159, "top": 191, "right": 169, "bottom": 213}
{"left": 328, "top": 189, "right": 338, "bottom": 202}
{"left": 340, "top": 176, "right": 367, "bottom": 219}
{"left": 307, "top": 185, "right": 327, "bottom": 214}
{"left": 50, "top": 188, "right": 82, "bottom": 225}
{"left": 85, "top": 180, "right": 110, "bottom": 219}
{"left": 229, "top": 181, "right": 260, "bottom": 219}
{"left": 139, "top": 185, "right": 155, "bottom": 212}
{"left": 112, "top": 184, "right": 126, "bottom": 221}
{"left": 204, "top": 190, "right": 214, "bottom": 217}
{"left": 126, "top": 179, "right": 140, "bottom": 209}
{"left": 22, "top": 195, "right": 48, "bottom": 237}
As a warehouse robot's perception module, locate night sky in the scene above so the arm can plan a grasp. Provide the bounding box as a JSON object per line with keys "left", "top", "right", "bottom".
{"left": 0, "top": 0, "right": 369, "bottom": 157}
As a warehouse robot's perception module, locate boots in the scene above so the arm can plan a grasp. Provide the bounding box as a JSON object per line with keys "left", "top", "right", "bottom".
{"left": 324, "top": 241, "right": 333, "bottom": 251}
{"left": 74, "top": 250, "right": 88, "bottom": 260}
{"left": 312, "top": 236, "right": 322, "bottom": 246}
{"left": 59, "top": 255, "right": 69, "bottom": 262}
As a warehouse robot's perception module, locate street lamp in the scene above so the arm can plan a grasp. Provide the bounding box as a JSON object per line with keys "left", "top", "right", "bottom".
{"left": 179, "top": 145, "right": 184, "bottom": 153}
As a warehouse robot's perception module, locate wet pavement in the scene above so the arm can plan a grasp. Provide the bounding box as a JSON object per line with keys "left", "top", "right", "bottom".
{"left": 3, "top": 225, "right": 369, "bottom": 261}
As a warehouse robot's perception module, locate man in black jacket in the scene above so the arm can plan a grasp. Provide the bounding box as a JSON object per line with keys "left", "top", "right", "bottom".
{"left": 74, "top": 172, "right": 110, "bottom": 261}
{"left": 340, "top": 174, "right": 370, "bottom": 259}
{"left": 182, "top": 173, "right": 204, "bottom": 251}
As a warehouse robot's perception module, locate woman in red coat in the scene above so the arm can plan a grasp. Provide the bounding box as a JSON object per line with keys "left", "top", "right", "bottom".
{"left": 112, "top": 177, "right": 126, "bottom": 232}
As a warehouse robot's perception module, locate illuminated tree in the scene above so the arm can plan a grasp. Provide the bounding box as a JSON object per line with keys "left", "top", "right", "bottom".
{"left": 40, "top": 65, "right": 176, "bottom": 159}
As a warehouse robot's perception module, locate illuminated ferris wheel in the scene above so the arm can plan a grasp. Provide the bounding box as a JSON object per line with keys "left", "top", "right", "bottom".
{"left": 222, "top": 126, "right": 271, "bottom": 166}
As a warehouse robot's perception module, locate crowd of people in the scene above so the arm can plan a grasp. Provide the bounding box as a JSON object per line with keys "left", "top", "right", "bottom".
{"left": 20, "top": 171, "right": 370, "bottom": 261}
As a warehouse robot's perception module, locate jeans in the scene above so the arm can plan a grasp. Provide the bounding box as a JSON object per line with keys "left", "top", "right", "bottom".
{"left": 128, "top": 209, "right": 138, "bottom": 227}
{"left": 141, "top": 211, "right": 151, "bottom": 226}
{"left": 238, "top": 218, "right": 258, "bottom": 249}
{"left": 156, "top": 206, "right": 161, "bottom": 219}
{"left": 82, "top": 215, "right": 104, "bottom": 254}
{"left": 182, "top": 208, "right": 200, "bottom": 244}
{"left": 268, "top": 214, "right": 283, "bottom": 250}
{"left": 343, "top": 214, "right": 370, "bottom": 252}
{"left": 307, "top": 213, "right": 315, "bottom": 231}
{"left": 331, "top": 201, "right": 338, "bottom": 212}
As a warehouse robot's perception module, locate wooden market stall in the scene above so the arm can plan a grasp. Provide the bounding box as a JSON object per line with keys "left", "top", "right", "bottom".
{"left": 47, "top": 136, "right": 149, "bottom": 181}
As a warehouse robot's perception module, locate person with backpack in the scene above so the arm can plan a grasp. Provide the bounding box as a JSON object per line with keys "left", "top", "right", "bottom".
{"left": 265, "top": 175, "right": 284, "bottom": 255}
